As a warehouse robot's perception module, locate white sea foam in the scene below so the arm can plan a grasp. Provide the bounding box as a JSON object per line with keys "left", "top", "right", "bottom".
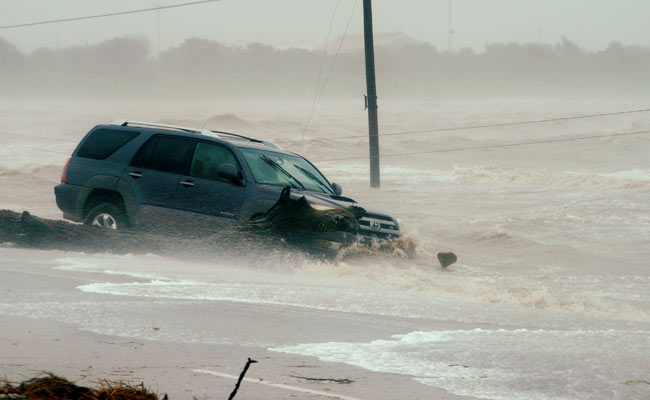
{"left": 323, "top": 164, "right": 650, "bottom": 193}
{"left": 601, "top": 168, "right": 650, "bottom": 181}
{"left": 271, "top": 328, "right": 650, "bottom": 400}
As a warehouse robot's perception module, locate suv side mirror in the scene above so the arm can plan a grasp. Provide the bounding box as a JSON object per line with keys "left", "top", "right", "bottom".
{"left": 331, "top": 182, "right": 343, "bottom": 196}
{"left": 218, "top": 164, "right": 243, "bottom": 185}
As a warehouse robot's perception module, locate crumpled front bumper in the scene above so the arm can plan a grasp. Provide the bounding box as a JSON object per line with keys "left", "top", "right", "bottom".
{"left": 312, "top": 215, "right": 401, "bottom": 252}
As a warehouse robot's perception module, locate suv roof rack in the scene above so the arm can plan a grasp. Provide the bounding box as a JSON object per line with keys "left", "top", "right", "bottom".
{"left": 210, "top": 129, "right": 263, "bottom": 143}
{"left": 109, "top": 120, "right": 279, "bottom": 147}
{"left": 110, "top": 120, "right": 213, "bottom": 135}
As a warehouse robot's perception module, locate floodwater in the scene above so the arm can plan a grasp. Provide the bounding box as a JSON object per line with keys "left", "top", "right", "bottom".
{"left": 1, "top": 98, "right": 649, "bottom": 399}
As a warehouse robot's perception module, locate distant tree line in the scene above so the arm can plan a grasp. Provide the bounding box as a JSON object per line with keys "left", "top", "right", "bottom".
{"left": 1, "top": 35, "right": 649, "bottom": 99}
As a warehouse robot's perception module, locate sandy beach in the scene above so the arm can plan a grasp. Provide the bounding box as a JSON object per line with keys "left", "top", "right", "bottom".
{"left": 0, "top": 248, "right": 471, "bottom": 400}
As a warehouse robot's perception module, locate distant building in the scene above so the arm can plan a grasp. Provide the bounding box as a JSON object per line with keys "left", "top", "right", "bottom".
{"left": 323, "top": 32, "right": 422, "bottom": 54}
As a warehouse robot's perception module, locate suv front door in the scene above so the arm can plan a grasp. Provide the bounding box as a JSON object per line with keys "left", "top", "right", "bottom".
{"left": 175, "top": 141, "right": 246, "bottom": 221}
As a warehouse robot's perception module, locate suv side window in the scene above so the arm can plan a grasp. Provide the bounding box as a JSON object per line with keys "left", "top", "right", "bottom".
{"left": 77, "top": 129, "right": 140, "bottom": 160}
{"left": 130, "top": 136, "right": 157, "bottom": 168}
{"left": 130, "top": 135, "right": 193, "bottom": 174}
{"left": 189, "top": 142, "right": 241, "bottom": 182}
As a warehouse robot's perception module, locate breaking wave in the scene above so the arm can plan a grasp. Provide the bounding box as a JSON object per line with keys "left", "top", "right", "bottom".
{"left": 62, "top": 252, "right": 650, "bottom": 327}
{"left": 454, "top": 165, "right": 650, "bottom": 189}
{"left": 157, "top": 113, "right": 254, "bottom": 132}
{"left": 0, "top": 163, "right": 62, "bottom": 180}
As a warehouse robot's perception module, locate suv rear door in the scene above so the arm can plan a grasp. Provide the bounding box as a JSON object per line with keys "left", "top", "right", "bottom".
{"left": 175, "top": 141, "right": 246, "bottom": 220}
{"left": 124, "top": 134, "right": 193, "bottom": 226}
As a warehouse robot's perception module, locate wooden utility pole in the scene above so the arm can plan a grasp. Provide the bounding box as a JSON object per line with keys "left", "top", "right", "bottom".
{"left": 362, "top": 0, "right": 380, "bottom": 188}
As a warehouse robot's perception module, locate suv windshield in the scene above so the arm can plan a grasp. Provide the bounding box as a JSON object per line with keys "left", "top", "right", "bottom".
{"left": 240, "top": 148, "right": 334, "bottom": 194}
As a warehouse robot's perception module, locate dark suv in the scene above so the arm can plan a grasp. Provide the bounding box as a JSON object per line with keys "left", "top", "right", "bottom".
{"left": 55, "top": 121, "right": 400, "bottom": 249}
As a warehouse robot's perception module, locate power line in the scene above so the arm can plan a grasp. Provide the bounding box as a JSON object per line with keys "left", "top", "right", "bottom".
{"left": 313, "top": 129, "right": 650, "bottom": 162}
{"left": 300, "top": 0, "right": 359, "bottom": 142}
{"left": 280, "top": 107, "right": 650, "bottom": 145}
{"left": 300, "top": 0, "right": 342, "bottom": 140}
{"left": 3, "top": 111, "right": 648, "bottom": 160}
{"left": 0, "top": 0, "right": 223, "bottom": 30}
{"left": 1, "top": 143, "right": 71, "bottom": 156}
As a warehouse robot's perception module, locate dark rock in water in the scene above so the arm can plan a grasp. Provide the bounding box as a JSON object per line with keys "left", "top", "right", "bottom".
{"left": 437, "top": 251, "right": 457, "bottom": 269}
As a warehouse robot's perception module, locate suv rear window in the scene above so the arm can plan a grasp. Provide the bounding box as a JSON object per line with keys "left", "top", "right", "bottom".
{"left": 77, "top": 129, "right": 140, "bottom": 160}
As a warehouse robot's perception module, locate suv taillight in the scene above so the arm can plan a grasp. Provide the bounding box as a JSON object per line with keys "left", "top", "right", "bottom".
{"left": 60, "top": 157, "right": 71, "bottom": 183}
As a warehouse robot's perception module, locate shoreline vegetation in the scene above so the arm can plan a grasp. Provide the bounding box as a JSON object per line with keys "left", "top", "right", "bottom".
{"left": 1, "top": 35, "right": 649, "bottom": 99}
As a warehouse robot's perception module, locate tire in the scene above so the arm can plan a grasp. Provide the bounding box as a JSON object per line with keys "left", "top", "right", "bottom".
{"left": 84, "top": 202, "right": 128, "bottom": 230}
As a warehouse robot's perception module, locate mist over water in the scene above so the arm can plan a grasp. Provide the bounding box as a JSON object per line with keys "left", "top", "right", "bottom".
{"left": 3, "top": 35, "right": 650, "bottom": 99}
{"left": 1, "top": 29, "right": 650, "bottom": 400}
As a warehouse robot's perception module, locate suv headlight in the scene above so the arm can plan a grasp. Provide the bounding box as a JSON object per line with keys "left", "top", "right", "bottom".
{"left": 310, "top": 203, "right": 339, "bottom": 211}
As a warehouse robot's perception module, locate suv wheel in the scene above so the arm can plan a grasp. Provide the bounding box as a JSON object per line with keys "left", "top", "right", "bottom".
{"left": 84, "top": 202, "right": 127, "bottom": 230}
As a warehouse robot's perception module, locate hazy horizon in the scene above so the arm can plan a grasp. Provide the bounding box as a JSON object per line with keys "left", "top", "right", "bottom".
{"left": 3, "top": 33, "right": 650, "bottom": 101}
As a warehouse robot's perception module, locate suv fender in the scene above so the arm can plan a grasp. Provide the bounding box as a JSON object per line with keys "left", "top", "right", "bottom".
{"left": 75, "top": 175, "right": 119, "bottom": 214}
{"left": 115, "top": 178, "right": 138, "bottom": 225}
{"left": 78, "top": 176, "right": 136, "bottom": 225}
{"left": 60, "top": 175, "right": 120, "bottom": 222}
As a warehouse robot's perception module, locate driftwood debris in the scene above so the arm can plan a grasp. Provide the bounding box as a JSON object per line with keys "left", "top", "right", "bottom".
{"left": 0, "top": 373, "right": 161, "bottom": 400}
{"left": 290, "top": 375, "right": 354, "bottom": 384}
{"left": 0, "top": 210, "right": 155, "bottom": 253}
{"left": 624, "top": 379, "right": 650, "bottom": 385}
{"left": 227, "top": 358, "right": 257, "bottom": 400}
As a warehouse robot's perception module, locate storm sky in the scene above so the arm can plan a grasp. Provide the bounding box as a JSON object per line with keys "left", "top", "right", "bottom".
{"left": 2, "top": 0, "right": 649, "bottom": 53}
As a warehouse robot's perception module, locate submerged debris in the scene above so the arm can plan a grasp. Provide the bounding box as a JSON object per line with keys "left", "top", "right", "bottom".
{"left": 0, "top": 373, "right": 160, "bottom": 400}
{"left": 624, "top": 379, "right": 650, "bottom": 385}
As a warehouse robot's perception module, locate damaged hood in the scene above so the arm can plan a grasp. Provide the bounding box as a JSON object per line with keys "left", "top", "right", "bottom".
{"left": 299, "top": 191, "right": 356, "bottom": 208}
{"left": 295, "top": 190, "right": 396, "bottom": 221}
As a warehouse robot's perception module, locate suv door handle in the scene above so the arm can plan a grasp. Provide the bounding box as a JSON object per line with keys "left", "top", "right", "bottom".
{"left": 180, "top": 180, "right": 195, "bottom": 187}
{"left": 129, "top": 171, "right": 143, "bottom": 178}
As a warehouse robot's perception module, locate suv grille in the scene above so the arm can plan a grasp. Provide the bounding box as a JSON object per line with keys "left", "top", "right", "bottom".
{"left": 358, "top": 213, "right": 400, "bottom": 239}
